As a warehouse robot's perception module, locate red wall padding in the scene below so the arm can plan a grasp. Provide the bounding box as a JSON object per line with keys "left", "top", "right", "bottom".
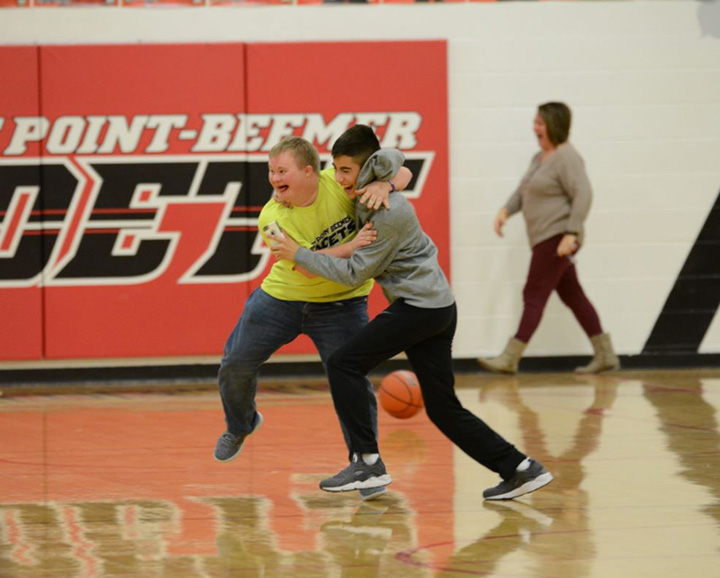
{"left": 0, "top": 41, "right": 448, "bottom": 361}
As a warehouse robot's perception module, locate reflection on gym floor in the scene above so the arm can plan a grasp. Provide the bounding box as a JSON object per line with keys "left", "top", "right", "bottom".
{"left": 1, "top": 369, "right": 719, "bottom": 577}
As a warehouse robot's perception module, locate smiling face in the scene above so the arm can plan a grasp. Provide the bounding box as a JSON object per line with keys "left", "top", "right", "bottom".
{"left": 268, "top": 150, "right": 315, "bottom": 205}
{"left": 333, "top": 155, "right": 362, "bottom": 198}
{"left": 533, "top": 114, "right": 555, "bottom": 152}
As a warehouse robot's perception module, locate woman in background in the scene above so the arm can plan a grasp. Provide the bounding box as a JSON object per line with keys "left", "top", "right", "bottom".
{"left": 478, "top": 102, "right": 619, "bottom": 375}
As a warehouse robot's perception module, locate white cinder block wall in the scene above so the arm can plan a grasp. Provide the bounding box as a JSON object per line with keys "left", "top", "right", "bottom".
{"left": 2, "top": 0, "right": 719, "bottom": 363}
{"left": 448, "top": 2, "right": 720, "bottom": 359}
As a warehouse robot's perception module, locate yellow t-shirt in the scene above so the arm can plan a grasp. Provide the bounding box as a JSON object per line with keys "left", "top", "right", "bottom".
{"left": 259, "top": 168, "right": 374, "bottom": 302}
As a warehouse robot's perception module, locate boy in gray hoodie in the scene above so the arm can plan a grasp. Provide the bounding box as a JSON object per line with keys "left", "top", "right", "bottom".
{"left": 271, "top": 125, "right": 553, "bottom": 500}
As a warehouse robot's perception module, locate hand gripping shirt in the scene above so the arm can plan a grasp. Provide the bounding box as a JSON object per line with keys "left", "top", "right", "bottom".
{"left": 258, "top": 168, "right": 374, "bottom": 302}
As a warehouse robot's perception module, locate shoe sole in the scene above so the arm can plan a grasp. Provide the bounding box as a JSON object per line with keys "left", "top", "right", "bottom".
{"left": 483, "top": 499, "right": 554, "bottom": 526}
{"left": 477, "top": 359, "right": 517, "bottom": 374}
{"left": 213, "top": 413, "right": 264, "bottom": 463}
{"left": 359, "top": 486, "right": 387, "bottom": 501}
{"left": 484, "top": 472, "right": 554, "bottom": 501}
{"left": 320, "top": 474, "right": 392, "bottom": 493}
{"left": 575, "top": 361, "right": 621, "bottom": 373}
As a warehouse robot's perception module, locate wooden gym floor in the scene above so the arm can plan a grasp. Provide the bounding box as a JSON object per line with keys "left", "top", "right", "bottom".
{"left": 1, "top": 368, "right": 719, "bottom": 577}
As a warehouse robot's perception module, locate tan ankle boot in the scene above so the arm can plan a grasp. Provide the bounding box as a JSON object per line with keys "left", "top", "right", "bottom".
{"left": 575, "top": 333, "right": 620, "bottom": 374}
{"left": 478, "top": 338, "right": 527, "bottom": 374}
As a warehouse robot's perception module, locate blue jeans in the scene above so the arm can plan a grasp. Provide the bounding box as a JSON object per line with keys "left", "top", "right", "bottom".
{"left": 218, "top": 288, "right": 377, "bottom": 454}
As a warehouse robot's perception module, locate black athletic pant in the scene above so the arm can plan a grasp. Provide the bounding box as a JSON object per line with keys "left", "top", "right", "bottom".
{"left": 326, "top": 299, "right": 526, "bottom": 481}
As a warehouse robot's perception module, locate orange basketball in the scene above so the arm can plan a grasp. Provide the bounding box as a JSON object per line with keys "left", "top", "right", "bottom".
{"left": 378, "top": 370, "right": 424, "bottom": 419}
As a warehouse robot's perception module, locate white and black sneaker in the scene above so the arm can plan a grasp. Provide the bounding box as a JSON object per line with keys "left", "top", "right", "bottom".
{"left": 320, "top": 455, "right": 392, "bottom": 492}
{"left": 483, "top": 459, "right": 553, "bottom": 500}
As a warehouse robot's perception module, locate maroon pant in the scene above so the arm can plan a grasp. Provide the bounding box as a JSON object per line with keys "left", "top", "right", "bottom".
{"left": 515, "top": 234, "right": 603, "bottom": 343}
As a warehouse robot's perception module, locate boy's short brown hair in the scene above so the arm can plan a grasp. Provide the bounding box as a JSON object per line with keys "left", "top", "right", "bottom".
{"left": 269, "top": 137, "right": 320, "bottom": 173}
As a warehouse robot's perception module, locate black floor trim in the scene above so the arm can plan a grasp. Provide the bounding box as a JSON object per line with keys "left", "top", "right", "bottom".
{"left": 1, "top": 353, "right": 719, "bottom": 389}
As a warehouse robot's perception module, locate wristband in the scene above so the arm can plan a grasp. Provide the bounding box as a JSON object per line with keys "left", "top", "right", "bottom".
{"left": 388, "top": 180, "right": 396, "bottom": 193}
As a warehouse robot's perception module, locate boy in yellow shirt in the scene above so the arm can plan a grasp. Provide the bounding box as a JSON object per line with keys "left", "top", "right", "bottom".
{"left": 214, "top": 137, "right": 410, "bottom": 501}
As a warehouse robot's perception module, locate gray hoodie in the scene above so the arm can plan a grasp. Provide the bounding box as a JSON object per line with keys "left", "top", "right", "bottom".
{"left": 294, "top": 150, "right": 454, "bottom": 309}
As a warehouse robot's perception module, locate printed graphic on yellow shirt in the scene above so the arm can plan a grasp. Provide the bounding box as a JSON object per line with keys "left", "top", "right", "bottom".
{"left": 259, "top": 169, "right": 374, "bottom": 303}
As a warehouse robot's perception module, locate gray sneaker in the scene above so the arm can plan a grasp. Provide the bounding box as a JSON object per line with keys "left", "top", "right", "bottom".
{"left": 483, "top": 459, "right": 553, "bottom": 500}
{"left": 213, "top": 412, "right": 263, "bottom": 463}
{"left": 320, "top": 455, "right": 392, "bottom": 492}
